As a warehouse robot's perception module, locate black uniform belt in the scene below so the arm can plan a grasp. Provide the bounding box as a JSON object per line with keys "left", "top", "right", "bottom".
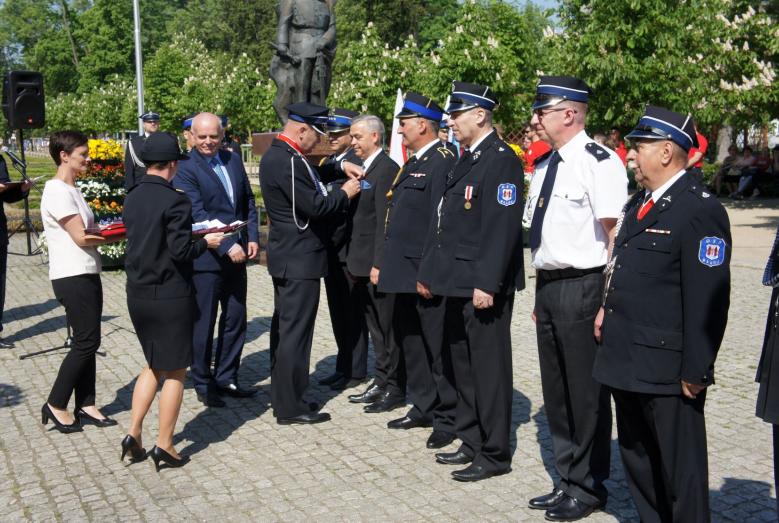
{"left": 537, "top": 265, "right": 605, "bottom": 281}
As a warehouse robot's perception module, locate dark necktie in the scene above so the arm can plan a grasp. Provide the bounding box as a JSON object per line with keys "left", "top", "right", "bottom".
{"left": 528, "top": 151, "right": 561, "bottom": 250}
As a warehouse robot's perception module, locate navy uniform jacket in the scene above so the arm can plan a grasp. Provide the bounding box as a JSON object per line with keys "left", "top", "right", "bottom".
{"left": 260, "top": 138, "right": 349, "bottom": 279}
{"left": 345, "top": 150, "right": 399, "bottom": 278}
{"left": 124, "top": 135, "right": 147, "bottom": 191}
{"left": 320, "top": 148, "right": 361, "bottom": 262}
{"left": 418, "top": 130, "right": 525, "bottom": 298}
{"left": 757, "top": 286, "right": 779, "bottom": 424}
{"left": 123, "top": 175, "right": 208, "bottom": 297}
{"left": 593, "top": 174, "right": 731, "bottom": 395}
{"left": 378, "top": 143, "right": 456, "bottom": 294}
{"left": 173, "top": 148, "right": 259, "bottom": 272}
{"left": 0, "top": 155, "right": 27, "bottom": 243}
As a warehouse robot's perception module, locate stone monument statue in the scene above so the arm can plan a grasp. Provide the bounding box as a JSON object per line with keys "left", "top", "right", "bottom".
{"left": 270, "top": 0, "right": 337, "bottom": 124}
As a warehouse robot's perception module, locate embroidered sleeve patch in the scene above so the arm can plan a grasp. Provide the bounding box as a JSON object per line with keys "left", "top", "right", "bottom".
{"left": 698, "top": 237, "right": 726, "bottom": 267}
{"left": 497, "top": 183, "right": 517, "bottom": 206}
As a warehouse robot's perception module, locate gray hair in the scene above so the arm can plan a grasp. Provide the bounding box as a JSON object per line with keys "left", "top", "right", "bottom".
{"left": 352, "top": 115, "right": 385, "bottom": 143}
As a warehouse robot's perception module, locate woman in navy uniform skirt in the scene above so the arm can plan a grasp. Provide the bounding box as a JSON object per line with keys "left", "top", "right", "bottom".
{"left": 757, "top": 228, "right": 779, "bottom": 515}
{"left": 120, "top": 133, "right": 223, "bottom": 470}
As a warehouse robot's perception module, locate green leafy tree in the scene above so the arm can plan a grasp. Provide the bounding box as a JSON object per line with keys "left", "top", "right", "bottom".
{"left": 546, "top": 0, "right": 778, "bottom": 132}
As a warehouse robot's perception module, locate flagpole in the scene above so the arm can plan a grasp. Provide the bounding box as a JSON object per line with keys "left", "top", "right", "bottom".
{"left": 132, "top": 0, "right": 144, "bottom": 134}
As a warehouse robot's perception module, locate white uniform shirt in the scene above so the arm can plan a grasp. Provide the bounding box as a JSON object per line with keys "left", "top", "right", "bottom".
{"left": 523, "top": 130, "right": 628, "bottom": 270}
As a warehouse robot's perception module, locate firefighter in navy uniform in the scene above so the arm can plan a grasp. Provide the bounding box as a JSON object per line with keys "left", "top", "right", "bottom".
{"left": 124, "top": 111, "right": 160, "bottom": 191}
{"left": 377, "top": 93, "right": 458, "bottom": 450}
{"left": 593, "top": 105, "right": 731, "bottom": 521}
{"left": 417, "top": 82, "right": 524, "bottom": 482}
{"left": 259, "top": 102, "right": 362, "bottom": 425}
{"left": 317, "top": 108, "right": 371, "bottom": 391}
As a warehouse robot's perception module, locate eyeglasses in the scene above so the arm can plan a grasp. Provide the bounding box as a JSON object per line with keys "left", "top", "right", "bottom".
{"left": 533, "top": 107, "right": 578, "bottom": 119}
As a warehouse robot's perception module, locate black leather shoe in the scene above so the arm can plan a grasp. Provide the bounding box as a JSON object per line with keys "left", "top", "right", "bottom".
{"left": 529, "top": 488, "right": 567, "bottom": 510}
{"left": 451, "top": 463, "right": 511, "bottom": 482}
{"left": 435, "top": 450, "right": 472, "bottom": 465}
{"left": 277, "top": 412, "right": 332, "bottom": 425}
{"left": 318, "top": 372, "right": 344, "bottom": 386}
{"left": 363, "top": 391, "right": 405, "bottom": 413}
{"left": 330, "top": 376, "right": 368, "bottom": 391}
{"left": 348, "top": 383, "right": 384, "bottom": 404}
{"left": 217, "top": 383, "right": 257, "bottom": 398}
{"left": 544, "top": 496, "right": 602, "bottom": 521}
{"left": 75, "top": 408, "right": 118, "bottom": 427}
{"left": 426, "top": 430, "right": 456, "bottom": 449}
{"left": 387, "top": 415, "right": 432, "bottom": 430}
{"left": 197, "top": 392, "right": 225, "bottom": 408}
{"left": 0, "top": 338, "right": 14, "bottom": 349}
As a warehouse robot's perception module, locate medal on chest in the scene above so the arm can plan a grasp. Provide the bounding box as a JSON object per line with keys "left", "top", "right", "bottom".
{"left": 464, "top": 185, "right": 474, "bottom": 210}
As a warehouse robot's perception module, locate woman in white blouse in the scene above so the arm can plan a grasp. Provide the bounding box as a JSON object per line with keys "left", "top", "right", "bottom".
{"left": 39, "top": 131, "right": 115, "bottom": 433}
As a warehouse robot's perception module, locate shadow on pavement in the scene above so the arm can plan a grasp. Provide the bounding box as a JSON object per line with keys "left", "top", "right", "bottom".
{"left": 711, "top": 477, "right": 776, "bottom": 518}
{"left": 4, "top": 299, "right": 59, "bottom": 323}
{"left": 0, "top": 383, "right": 24, "bottom": 408}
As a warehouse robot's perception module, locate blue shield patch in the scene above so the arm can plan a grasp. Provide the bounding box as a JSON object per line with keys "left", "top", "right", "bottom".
{"left": 360, "top": 180, "right": 372, "bottom": 190}
{"left": 497, "top": 183, "right": 517, "bottom": 206}
{"left": 698, "top": 237, "right": 726, "bottom": 267}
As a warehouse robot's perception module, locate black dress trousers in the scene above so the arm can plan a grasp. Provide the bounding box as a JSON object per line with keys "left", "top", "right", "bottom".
{"left": 446, "top": 293, "right": 514, "bottom": 472}
{"left": 324, "top": 254, "right": 368, "bottom": 379}
{"left": 419, "top": 295, "right": 457, "bottom": 434}
{"left": 359, "top": 280, "right": 402, "bottom": 393}
{"left": 612, "top": 389, "right": 710, "bottom": 522}
{"left": 270, "top": 277, "right": 320, "bottom": 418}
{"left": 534, "top": 271, "right": 611, "bottom": 506}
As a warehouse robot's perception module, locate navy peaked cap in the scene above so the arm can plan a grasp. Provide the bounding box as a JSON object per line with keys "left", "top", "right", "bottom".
{"left": 286, "top": 102, "right": 329, "bottom": 135}
{"left": 447, "top": 81, "right": 497, "bottom": 113}
{"left": 140, "top": 111, "right": 160, "bottom": 122}
{"left": 396, "top": 92, "right": 444, "bottom": 122}
{"left": 625, "top": 104, "right": 699, "bottom": 151}
{"left": 532, "top": 76, "right": 591, "bottom": 110}
{"left": 141, "top": 132, "right": 188, "bottom": 162}
{"left": 327, "top": 108, "right": 360, "bottom": 132}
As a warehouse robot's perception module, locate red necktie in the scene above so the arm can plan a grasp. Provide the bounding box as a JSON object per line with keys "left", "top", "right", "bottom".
{"left": 637, "top": 195, "right": 654, "bottom": 220}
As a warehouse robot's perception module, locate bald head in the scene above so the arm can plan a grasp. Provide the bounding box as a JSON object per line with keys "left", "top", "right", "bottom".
{"left": 191, "top": 112, "right": 224, "bottom": 157}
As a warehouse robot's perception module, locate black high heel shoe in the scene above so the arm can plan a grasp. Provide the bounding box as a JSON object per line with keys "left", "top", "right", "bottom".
{"left": 120, "top": 434, "right": 147, "bottom": 463}
{"left": 149, "top": 445, "right": 190, "bottom": 472}
{"left": 41, "top": 404, "right": 83, "bottom": 434}
{"left": 75, "top": 408, "right": 118, "bottom": 428}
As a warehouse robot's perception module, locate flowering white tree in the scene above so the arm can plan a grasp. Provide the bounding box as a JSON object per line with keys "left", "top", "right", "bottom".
{"left": 545, "top": 0, "right": 778, "bottom": 132}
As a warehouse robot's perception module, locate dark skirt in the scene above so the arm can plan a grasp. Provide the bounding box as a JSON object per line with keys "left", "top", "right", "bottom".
{"left": 127, "top": 294, "right": 194, "bottom": 371}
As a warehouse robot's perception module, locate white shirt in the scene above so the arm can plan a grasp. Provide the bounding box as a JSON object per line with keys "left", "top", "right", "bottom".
{"left": 40, "top": 180, "right": 101, "bottom": 280}
{"left": 465, "top": 129, "right": 494, "bottom": 153}
{"left": 647, "top": 169, "right": 687, "bottom": 203}
{"left": 412, "top": 138, "right": 439, "bottom": 160}
{"left": 524, "top": 130, "right": 628, "bottom": 270}
{"left": 361, "top": 148, "right": 382, "bottom": 171}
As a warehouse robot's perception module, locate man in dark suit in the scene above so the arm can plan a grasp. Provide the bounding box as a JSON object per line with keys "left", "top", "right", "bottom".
{"left": 593, "top": 105, "right": 731, "bottom": 521}
{"left": 418, "top": 82, "right": 525, "bottom": 482}
{"left": 173, "top": 112, "right": 260, "bottom": 408}
{"left": 344, "top": 115, "right": 404, "bottom": 414}
{"left": 124, "top": 111, "right": 160, "bottom": 191}
{"left": 377, "top": 92, "right": 458, "bottom": 450}
{"left": 0, "top": 150, "right": 31, "bottom": 348}
{"left": 260, "top": 102, "right": 361, "bottom": 424}
{"left": 317, "top": 108, "right": 371, "bottom": 392}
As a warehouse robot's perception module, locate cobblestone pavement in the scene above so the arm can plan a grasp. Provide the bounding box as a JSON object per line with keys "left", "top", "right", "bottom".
{"left": 1, "top": 201, "right": 778, "bottom": 522}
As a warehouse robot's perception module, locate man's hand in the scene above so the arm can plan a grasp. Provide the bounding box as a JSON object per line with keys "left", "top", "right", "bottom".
{"left": 681, "top": 380, "right": 706, "bottom": 399}
{"left": 0, "top": 183, "right": 7, "bottom": 194}
{"left": 594, "top": 306, "right": 605, "bottom": 343}
{"left": 341, "top": 178, "right": 361, "bottom": 199}
{"left": 342, "top": 161, "right": 364, "bottom": 180}
{"left": 531, "top": 310, "right": 537, "bottom": 323}
{"left": 247, "top": 241, "right": 259, "bottom": 260}
{"left": 472, "top": 288, "right": 494, "bottom": 309}
{"left": 227, "top": 244, "right": 247, "bottom": 263}
{"left": 416, "top": 281, "right": 432, "bottom": 299}
{"left": 204, "top": 232, "right": 225, "bottom": 249}
{"left": 370, "top": 267, "right": 380, "bottom": 285}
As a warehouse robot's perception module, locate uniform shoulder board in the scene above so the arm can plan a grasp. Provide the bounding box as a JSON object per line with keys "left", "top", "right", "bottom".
{"left": 585, "top": 142, "right": 610, "bottom": 162}
{"left": 688, "top": 183, "right": 714, "bottom": 201}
